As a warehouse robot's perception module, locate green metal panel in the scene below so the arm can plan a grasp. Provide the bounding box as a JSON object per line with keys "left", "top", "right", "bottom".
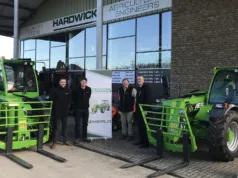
{"left": 22, "top": 0, "right": 122, "bottom": 27}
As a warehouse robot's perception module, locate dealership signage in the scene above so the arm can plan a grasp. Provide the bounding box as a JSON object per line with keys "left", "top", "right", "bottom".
{"left": 104, "top": 0, "right": 171, "bottom": 21}
{"left": 20, "top": 0, "right": 171, "bottom": 39}
{"left": 112, "top": 71, "right": 135, "bottom": 84}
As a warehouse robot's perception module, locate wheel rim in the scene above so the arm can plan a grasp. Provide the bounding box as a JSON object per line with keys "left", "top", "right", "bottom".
{"left": 227, "top": 121, "right": 238, "bottom": 152}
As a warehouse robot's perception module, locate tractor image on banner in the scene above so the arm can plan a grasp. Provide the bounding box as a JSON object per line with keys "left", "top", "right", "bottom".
{"left": 92, "top": 100, "right": 110, "bottom": 114}
{"left": 0, "top": 57, "right": 66, "bottom": 169}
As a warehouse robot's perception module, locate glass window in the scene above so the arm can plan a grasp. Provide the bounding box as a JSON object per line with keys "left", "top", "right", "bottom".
{"left": 24, "top": 39, "right": 35, "bottom": 50}
{"left": 86, "top": 28, "right": 96, "bottom": 56}
{"left": 108, "top": 37, "right": 135, "bottom": 70}
{"left": 51, "top": 33, "right": 66, "bottom": 47}
{"left": 136, "top": 52, "right": 159, "bottom": 69}
{"left": 162, "top": 12, "right": 172, "bottom": 50}
{"left": 86, "top": 25, "right": 107, "bottom": 56}
{"left": 20, "top": 41, "right": 23, "bottom": 58}
{"left": 109, "top": 20, "right": 135, "bottom": 39}
{"left": 4, "top": 62, "right": 37, "bottom": 92}
{"left": 24, "top": 50, "right": 35, "bottom": 61}
{"left": 36, "top": 39, "right": 50, "bottom": 60}
{"left": 103, "top": 25, "right": 107, "bottom": 55}
{"left": 69, "top": 30, "right": 85, "bottom": 58}
{"left": 209, "top": 71, "right": 238, "bottom": 104}
{"left": 35, "top": 61, "right": 49, "bottom": 72}
{"left": 69, "top": 58, "right": 84, "bottom": 70}
{"left": 85, "top": 56, "right": 106, "bottom": 70}
{"left": 137, "top": 15, "right": 159, "bottom": 52}
{"left": 161, "top": 51, "right": 171, "bottom": 69}
{"left": 50, "top": 46, "right": 66, "bottom": 68}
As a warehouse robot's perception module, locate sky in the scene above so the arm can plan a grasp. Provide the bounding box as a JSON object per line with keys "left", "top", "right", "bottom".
{"left": 0, "top": 35, "right": 14, "bottom": 59}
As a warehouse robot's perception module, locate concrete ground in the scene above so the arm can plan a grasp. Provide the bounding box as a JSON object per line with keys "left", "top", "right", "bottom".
{"left": 0, "top": 144, "right": 175, "bottom": 178}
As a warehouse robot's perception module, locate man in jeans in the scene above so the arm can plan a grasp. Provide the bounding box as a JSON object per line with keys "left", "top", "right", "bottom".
{"left": 118, "top": 78, "right": 137, "bottom": 141}
{"left": 73, "top": 78, "right": 91, "bottom": 144}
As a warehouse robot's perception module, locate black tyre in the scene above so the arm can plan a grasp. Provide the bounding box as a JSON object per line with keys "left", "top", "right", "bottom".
{"left": 101, "top": 107, "right": 105, "bottom": 113}
{"left": 107, "top": 106, "right": 110, "bottom": 111}
{"left": 208, "top": 111, "right": 238, "bottom": 161}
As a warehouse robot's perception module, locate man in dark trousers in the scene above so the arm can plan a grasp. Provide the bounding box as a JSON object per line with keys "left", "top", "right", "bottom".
{"left": 73, "top": 78, "right": 92, "bottom": 144}
{"left": 133, "top": 75, "right": 152, "bottom": 148}
{"left": 50, "top": 77, "right": 72, "bottom": 149}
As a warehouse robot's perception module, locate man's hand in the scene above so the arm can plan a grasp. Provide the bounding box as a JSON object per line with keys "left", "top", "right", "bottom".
{"left": 118, "top": 111, "right": 121, "bottom": 115}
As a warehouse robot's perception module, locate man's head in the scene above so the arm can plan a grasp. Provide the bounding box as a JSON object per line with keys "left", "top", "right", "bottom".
{"left": 122, "top": 78, "right": 129, "bottom": 88}
{"left": 59, "top": 78, "right": 67, "bottom": 88}
{"left": 137, "top": 75, "right": 144, "bottom": 86}
{"left": 81, "top": 78, "right": 87, "bottom": 88}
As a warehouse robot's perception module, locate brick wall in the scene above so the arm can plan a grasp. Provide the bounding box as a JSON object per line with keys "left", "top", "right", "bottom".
{"left": 171, "top": 0, "right": 238, "bottom": 97}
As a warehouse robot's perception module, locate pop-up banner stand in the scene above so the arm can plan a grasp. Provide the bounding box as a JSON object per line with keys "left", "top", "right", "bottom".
{"left": 86, "top": 70, "right": 112, "bottom": 140}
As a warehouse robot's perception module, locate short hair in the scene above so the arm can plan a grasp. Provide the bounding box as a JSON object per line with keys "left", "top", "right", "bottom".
{"left": 81, "top": 77, "right": 87, "bottom": 82}
{"left": 137, "top": 75, "right": 144, "bottom": 79}
{"left": 122, "top": 78, "right": 129, "bottom": 83}
{"left": 60, "top": 77, "right": 67, "bottom": 81}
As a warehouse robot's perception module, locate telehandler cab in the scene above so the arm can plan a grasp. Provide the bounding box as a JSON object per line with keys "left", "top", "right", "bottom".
{"left": 0, "top": 57, "right": 66, "bottom": 169}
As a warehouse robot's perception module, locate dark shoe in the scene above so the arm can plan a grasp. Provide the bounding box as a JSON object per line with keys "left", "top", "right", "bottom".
{"left": 64, "top": 141, "right": 72, "bottom": 146}
{"left": 133, "top": 141, "right": 143, "bottom": 145}
{"left": 139, "top": 144, "right": 149, "bottom": 149}
{"left": 127, "top": 136, "right": 134, "bottom": 141}
{"left": 119, "top": 134, "right": 127, "bottom": 140}
{"left": 74, "top": 139, "right": 80, "bottom": 145}
{"left": 83, "top": 138, "right": 91, "bottom": 143}
{"left": 50, "top": 143, "right": 56, "bottom": 149}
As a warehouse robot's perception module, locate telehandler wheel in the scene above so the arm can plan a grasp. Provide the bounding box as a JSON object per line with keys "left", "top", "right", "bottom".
{"left": 208, "top": 111, "right": 238, "bottom": 161}
{"left": 101, "top": 107, "right": 105, "bottom": 113}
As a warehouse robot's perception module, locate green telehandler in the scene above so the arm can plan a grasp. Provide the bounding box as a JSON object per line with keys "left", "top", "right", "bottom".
{"left": 0, "top": 57, "right": 66, "bottom": 169}
{"left": 139, "top": 67, "right": 238, "bottom": 161}
{"left": 121, "top": 67, "right": 238, "bottom": 177}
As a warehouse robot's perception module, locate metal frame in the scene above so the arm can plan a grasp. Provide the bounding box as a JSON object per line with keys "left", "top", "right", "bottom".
{"left": 5, "top": 124, "right": 66, "bottom": 169}
{"left": 6, "top": 127, "right": 33, "bottom": 169}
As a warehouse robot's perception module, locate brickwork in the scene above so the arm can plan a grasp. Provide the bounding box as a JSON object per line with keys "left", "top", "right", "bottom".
{"left": 171, "top": 0, "right": 238, "bottom": 96}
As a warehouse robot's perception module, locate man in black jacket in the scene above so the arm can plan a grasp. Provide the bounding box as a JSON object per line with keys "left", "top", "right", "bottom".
{"left": 72, "top": 78, "right": 92, "bottom": 144}
{"left": 50, "top": 77, "right": 72, "bottom": 149}
{"left": 134, "top": 75, "right": 152, "bottom": 148}
{"left": 118, "top": 78, "right": 136, "bottom": 141}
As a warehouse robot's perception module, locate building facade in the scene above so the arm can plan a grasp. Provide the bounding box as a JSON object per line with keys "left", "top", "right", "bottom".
{"left": 20, "top": 0, "right": 172, "bottom": 72}
{"left": 172, "top": 0, "right": 238, "bottom": 96}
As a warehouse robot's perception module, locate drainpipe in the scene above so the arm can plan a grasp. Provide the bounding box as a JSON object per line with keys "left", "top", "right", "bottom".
{"left": 13, "top": 0, "right": 19, "bottom": 59}
{"left": 96, "top": 0, "right": 103, "bottom": 69}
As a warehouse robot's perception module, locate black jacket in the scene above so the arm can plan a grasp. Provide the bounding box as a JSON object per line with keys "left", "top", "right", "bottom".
{"left": 136, "top": 83, "right": 152, "bottom": 109}
{"left": 72, "top": 86, "right": 92, "bottom": 109}
{"left": 118, "top": 86, "right": 135, "bottom": 112}
{"left": 50, "top": 86, "right": 71, "bottom": 118}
